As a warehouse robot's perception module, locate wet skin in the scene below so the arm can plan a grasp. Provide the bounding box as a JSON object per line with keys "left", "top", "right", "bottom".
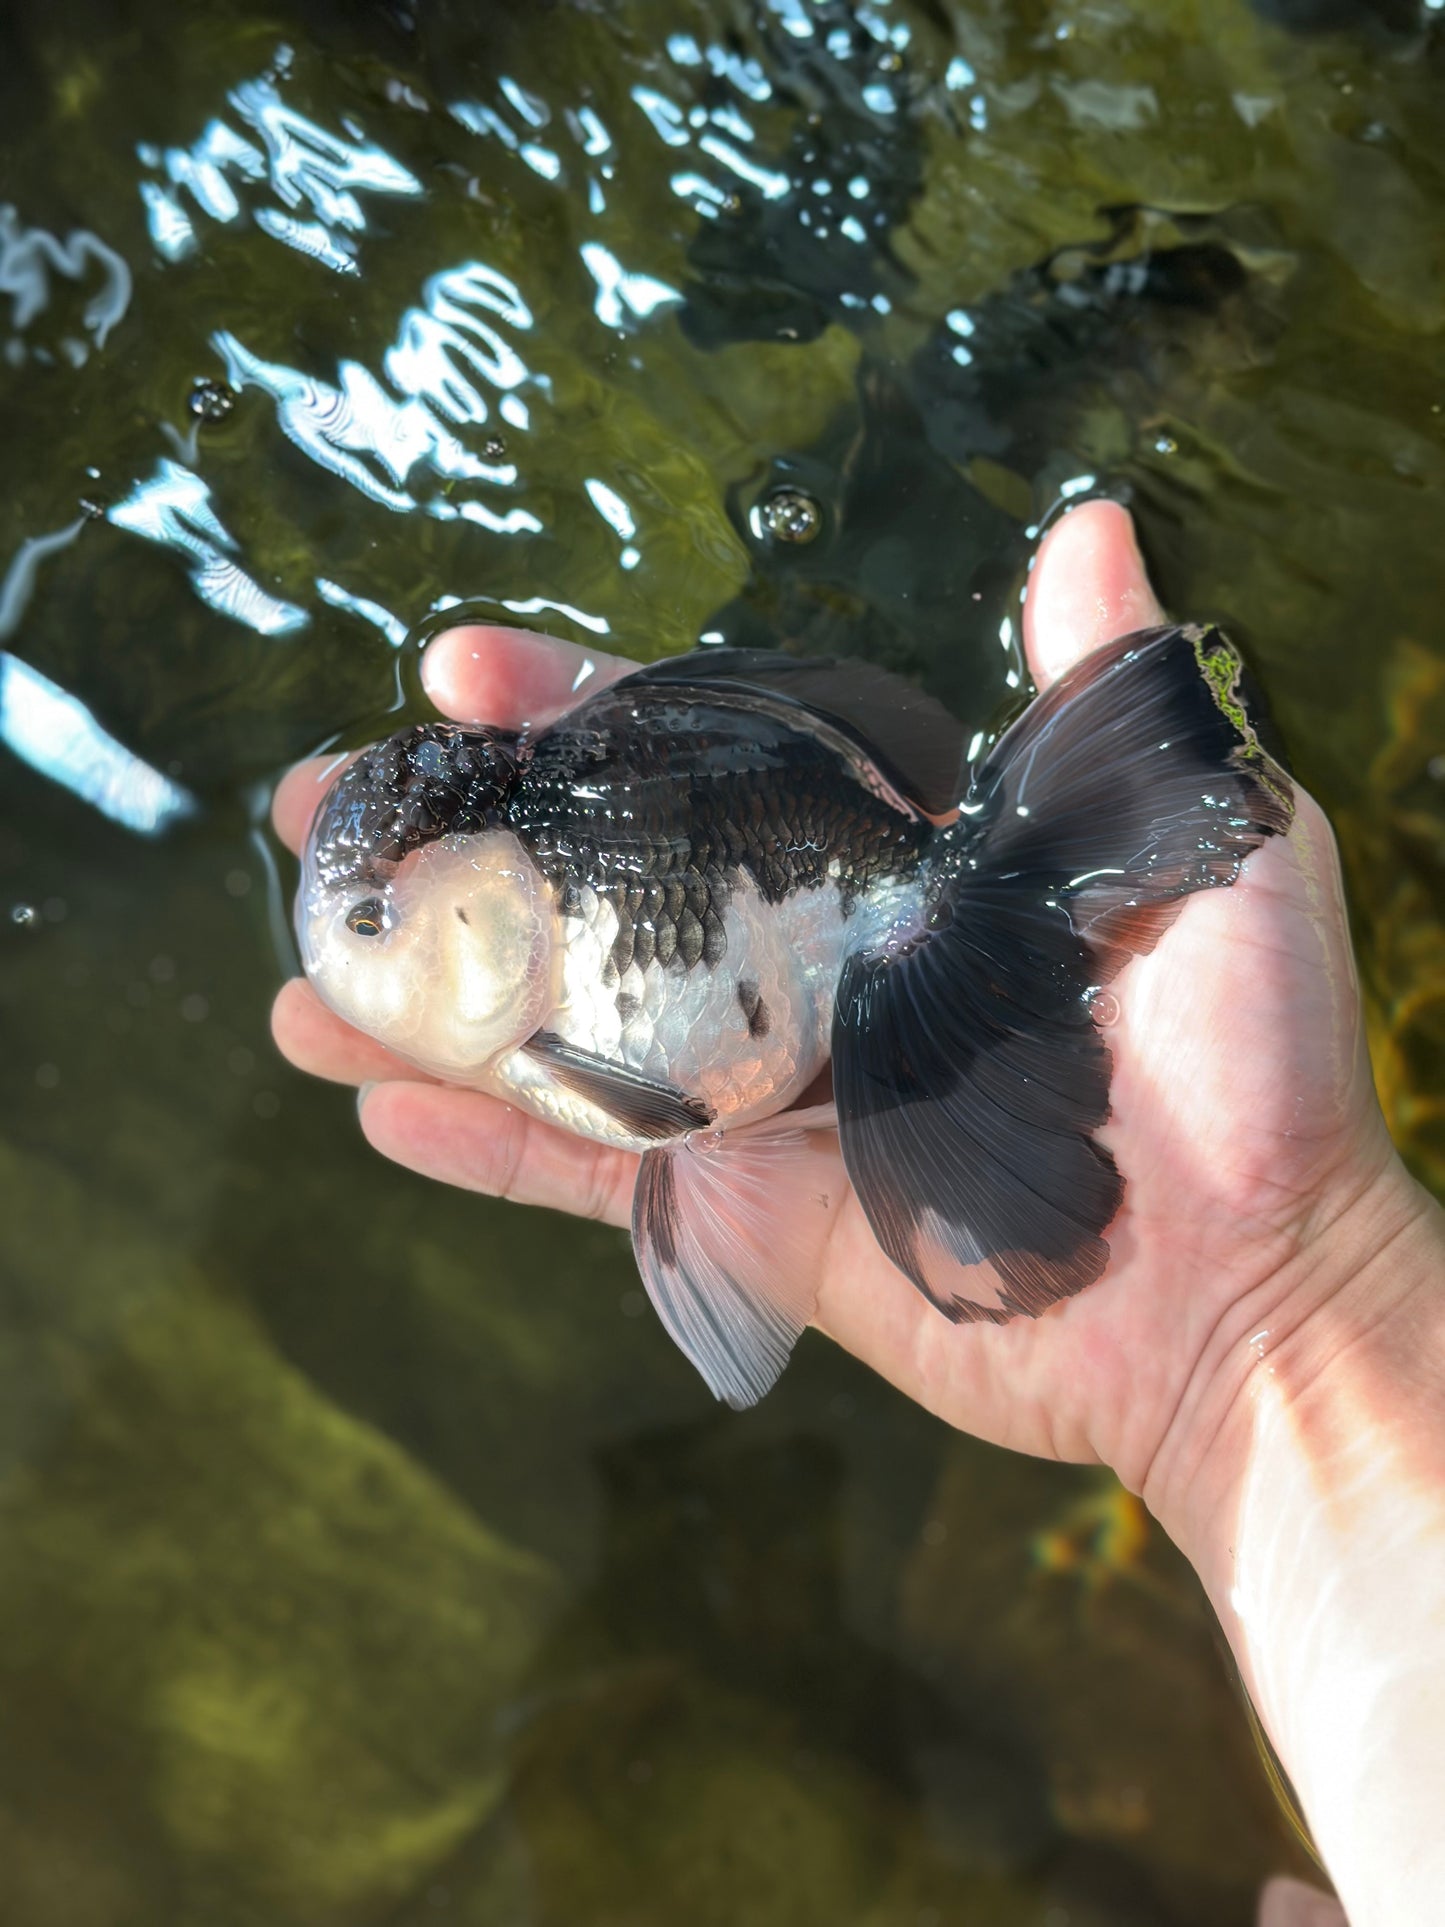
{"left": 278, "top": 497, "right": 1445, "bottom": 1923}
{"left": 271, "top": 498, "right": 1401, "bottom": 1510}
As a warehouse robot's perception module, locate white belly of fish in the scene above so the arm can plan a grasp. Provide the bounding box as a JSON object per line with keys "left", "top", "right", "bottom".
{"left": 491, "top": 870, "right": 922, "bottom": 1151}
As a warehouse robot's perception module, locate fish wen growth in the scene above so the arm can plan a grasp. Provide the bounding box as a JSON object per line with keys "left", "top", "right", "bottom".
{"left": 298, "top": 631, "right": 1292, "bottom": 1405}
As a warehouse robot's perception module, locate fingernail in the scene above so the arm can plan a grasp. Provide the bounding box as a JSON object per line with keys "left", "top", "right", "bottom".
{"left": 356, "top": 1080, "right": 378, "bottom": 1121}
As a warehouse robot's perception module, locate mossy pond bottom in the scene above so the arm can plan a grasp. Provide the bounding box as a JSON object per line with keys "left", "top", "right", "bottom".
{"left": 2, "top": 0, "right": 1443, "bottom": 1920}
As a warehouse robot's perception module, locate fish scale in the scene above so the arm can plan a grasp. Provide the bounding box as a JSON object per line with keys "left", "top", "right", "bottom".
{"left": 299, "top": 633, "right": 1291, "bottom": 1408}
{"left": 508, "top": 684, "right": 930, "bottom": 993}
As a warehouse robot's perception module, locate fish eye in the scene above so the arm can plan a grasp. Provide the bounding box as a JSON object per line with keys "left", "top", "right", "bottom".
{"left": 345, "top": 898, "right": 387, "bottom": 938}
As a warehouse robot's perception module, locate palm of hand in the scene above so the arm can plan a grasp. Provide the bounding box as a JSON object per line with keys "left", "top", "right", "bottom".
{"left": 272, "top": 503, "right": 1382, "bottom": 1493}
{"left": 816, "top": 780, "right": 1377, "bottom": 1488}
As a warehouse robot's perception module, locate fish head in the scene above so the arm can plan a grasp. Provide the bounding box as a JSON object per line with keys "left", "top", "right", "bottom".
{"left": 297, "top": 723, "right": 552, "bottom": 1081}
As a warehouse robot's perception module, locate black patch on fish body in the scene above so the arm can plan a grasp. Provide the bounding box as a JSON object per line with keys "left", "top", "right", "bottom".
{"left": 308, "top": 722, "right": 522, "bottom": 891}
{"left": 736, "top": 979, "right": 771, "bottom": 1038}
{"left": 504, "top": 680, "right": 930, "bottom": 978}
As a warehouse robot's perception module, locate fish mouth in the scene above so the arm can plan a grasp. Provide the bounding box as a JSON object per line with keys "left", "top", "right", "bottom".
{"left": 304, "top": 722, "right": 524, "bottom": 894}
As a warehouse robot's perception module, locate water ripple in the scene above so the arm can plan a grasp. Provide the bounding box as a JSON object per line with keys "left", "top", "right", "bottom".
{"left": 0, "top": 205, "right": 132, "bottom": 363}
{"left": 580, "top": 242, "right": 683, "bottom": 329}
{"left": 138, "top": 62, "right": 421, "bottom": 274}
{"left": 108, "top": 461, "right": 307, "bottom": 637}
{"left": 315, "top": 578, "right": 408, "bottom": 648}
{"left": 0, "top": 652, "right": 195, "bottom": 834}
{"left": 214, "top": 256, "right": 544, "bottom": 533}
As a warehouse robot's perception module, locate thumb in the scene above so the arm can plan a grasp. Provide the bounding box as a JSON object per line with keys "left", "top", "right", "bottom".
{"left": 1022, "top": 499, "right": 1166, "bottom": 691}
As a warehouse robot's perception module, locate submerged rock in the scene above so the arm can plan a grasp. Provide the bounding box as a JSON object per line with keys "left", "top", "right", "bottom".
{"left": 0, "top": 1136, "right": 560, "bottom": 1927}
{"left": 898, "top": 1442, "right": 1316, "bottom": 1925}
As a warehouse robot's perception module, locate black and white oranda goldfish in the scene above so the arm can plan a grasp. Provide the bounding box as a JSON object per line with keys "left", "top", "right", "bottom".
{"left": 297, "top": 628, "right": 1292, "bottom": 1405}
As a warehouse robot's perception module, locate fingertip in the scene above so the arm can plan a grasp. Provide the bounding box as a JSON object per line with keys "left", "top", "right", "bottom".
{"left": 352, "top": 1079, "right": 521, "bottom": 1196}
{"left": 421, "top": 623, "right": 632, "bottom": 728}
{"left": 1023, "top": 500, "right": 1165, "bottom": 689}
{"left": 270, "top": 973, "right": 314, "bottom": 1046}
{"left": 354, "top": 1076, "right": 438, "bottom": 1151}
{"left": 272, "top": 751, "right": 352, "bottom": 855}
{"left": 354, "top": 1080, "right": 637, "bottom": 1226}
{"left": 271, "top": 974, "right": 427, "bottom": 1087}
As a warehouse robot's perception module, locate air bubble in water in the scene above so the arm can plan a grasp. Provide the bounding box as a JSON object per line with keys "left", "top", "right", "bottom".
{"left": 9, "top": 903, "right": 40, "bottom": 930}
{"left": 188, "top": 378, "right": 237, "bottom": 423}
{"left": 1089, "top": 988, "right": 1121, "bottom": 1028}
{"left": 758, "top": 486, "right": 823, "bottom": 545}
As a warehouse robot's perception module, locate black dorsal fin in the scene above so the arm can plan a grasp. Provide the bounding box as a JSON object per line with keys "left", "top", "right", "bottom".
{"left": 617, "top": 649, "right": 966, "bottom": 817}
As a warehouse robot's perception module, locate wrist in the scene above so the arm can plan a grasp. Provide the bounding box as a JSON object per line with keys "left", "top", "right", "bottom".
{"left": 1145, "top": 1153, "right": 1445, "bottom": 1925}
{"left": 1145, "top": 1149, "right": 1444, "bottom": 1577}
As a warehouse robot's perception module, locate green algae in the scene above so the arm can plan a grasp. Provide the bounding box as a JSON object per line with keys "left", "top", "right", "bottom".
{"left": 0, "top": 1140, "right": 558, "bottom": 1927}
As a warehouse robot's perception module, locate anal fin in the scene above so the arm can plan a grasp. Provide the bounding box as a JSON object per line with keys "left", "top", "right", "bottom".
{"left": 631, "top": 1111, "right": 837, "bottom": 1407}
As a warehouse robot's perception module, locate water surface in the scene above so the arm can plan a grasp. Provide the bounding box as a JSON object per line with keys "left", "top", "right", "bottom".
{"left": 2, "top": 0, "right": 1443, "bottom": 1921}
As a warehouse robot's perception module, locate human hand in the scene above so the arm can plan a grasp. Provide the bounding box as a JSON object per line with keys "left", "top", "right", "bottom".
{"left": 275, "top": 499, "right": 1445, "bottom": 1926}
{"left": 273, "top": 500, "right": 1413, "bottom": 1499}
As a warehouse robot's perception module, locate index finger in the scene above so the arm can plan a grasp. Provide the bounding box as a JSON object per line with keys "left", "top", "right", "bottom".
{"left": 421, "top": 623, "right": 635, "bottom": 729}
{"left": 273, "top": 750, "right": 353, "bottom": 857}
{"left": 270, "top": 625, "right": 639, "bottom": 856}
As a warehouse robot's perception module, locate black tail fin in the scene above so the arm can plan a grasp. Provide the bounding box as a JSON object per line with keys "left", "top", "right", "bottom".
{"left": 832, "top": 623, "right": 1293, "bottom": 1324}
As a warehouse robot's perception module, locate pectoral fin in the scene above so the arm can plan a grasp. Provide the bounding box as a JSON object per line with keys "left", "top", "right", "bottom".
{"left": 631, "top": 1113, "right": 837, "bottom": 1407}
{"left": 522, "top": 1032, "right": 715, "bottom": 1142}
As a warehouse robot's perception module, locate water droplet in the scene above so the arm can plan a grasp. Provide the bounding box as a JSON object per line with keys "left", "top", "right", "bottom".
{"left": 9, "top": 903, "right": 40, "bottom": 930}
{"left": 482, "top": 433, "right": 507, "bottom": 459}
{"left": 224, "top": 868, "right": 253, "bottom": 898}
{"left": 188, "top": 378, "right": 236, "bottom": 423}
{"left": 180, "top": 993, "right": 210, "bottom": 1023}
{"left": 35, "top": 1063, "right": 60, "bottom": 1090}
{"left": 1089, "top": 988, "right": 1121, "bottom": 1028}
{"left": 758, "top": 486, "right": 823, "bottom": 545}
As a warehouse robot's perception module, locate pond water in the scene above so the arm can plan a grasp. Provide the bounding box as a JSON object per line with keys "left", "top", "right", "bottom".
{"left": 2, "top": 0, "right": 1443, "bottom": 1921}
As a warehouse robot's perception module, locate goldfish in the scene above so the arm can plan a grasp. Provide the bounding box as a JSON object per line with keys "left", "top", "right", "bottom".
{"left": 297, "top": 629, "right": 1291, "bottom": 1404}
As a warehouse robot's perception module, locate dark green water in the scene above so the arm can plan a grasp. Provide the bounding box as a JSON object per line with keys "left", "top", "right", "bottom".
{"left": 2, "top": 0, "right": 1443, "bottom": 1920}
